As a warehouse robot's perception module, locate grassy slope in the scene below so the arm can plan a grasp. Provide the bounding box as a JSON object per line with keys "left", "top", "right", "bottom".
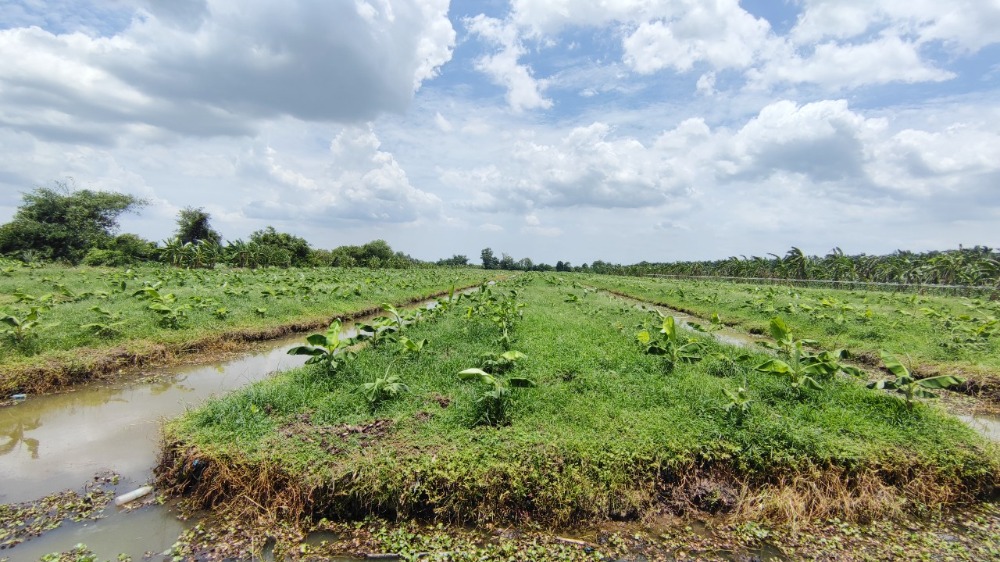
{"left": 582, "top": 275, "right": 1000, "bottom": 381}
{"left": 0, "top": 264, "right": 491, "bottom": 394}
{"left": 159, "top": 275, "right": 998, "bottom": 527}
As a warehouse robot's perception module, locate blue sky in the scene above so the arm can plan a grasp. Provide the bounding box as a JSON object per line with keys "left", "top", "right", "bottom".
{"left": 1, "top": 0, "right": 998, "bottom": 264}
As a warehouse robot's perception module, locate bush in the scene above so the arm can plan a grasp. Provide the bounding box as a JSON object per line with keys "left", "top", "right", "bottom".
{"left": 81, "top": 248, "right": 131, "bottom": 267}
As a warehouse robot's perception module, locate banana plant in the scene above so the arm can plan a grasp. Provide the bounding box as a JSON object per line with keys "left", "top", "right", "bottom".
{"left": 398, "top": 335, "right": 428, "bottom": 356}
{"left": 867, "top": 351, "right": 964, "bottom": 408}
{"left": 287, "top": 320, "right": 356, "bottom": 374}
{"left": 688, "top": 312, "right": 724, "bottom": 334}
{"left": 755, "top": 341, "right": 835, "bottom": 393}
{"left": 80, "top": 306, "right": 124, "bottom": 337}
{"left": 12, "top": 290, "right": 55, "bottom": 305}
{"left": 723, "top": 385, "right": 752, "bottom": 420}
{"left": 458, "top": 368, "right": 535, "bottom": 426}
{"left": 758, "top": 317, "right": 817, "bottom": 355}
{"left": 361, "top": 372, "right": 408, "bottom": 406}
{"left": 479, "top": 350, "right": 527, "bottom": 374}
{"left": 381, "top": 303, "right": 405, "bottom": 332}
{"left": 356, "top": 316, "right": 400, "bottom": 347}
{"left": 636, "top": 315, "right": 705, "bottom": 370}
{"left": 1, "top": 308, "right": 42, "bottom": 343}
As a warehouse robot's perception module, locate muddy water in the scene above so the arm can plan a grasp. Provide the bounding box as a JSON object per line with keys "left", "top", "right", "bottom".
{"left": 1, "top": 301, "right": 443, "bottom": 561}
{"left": 957, "top": 412, "right": 1000, "bottom": 441}
{"left": 606, "top": 292, "right": 765, "bottom": 348}
{"left": 0, "top": 335, "right": 309, "bottom": 504}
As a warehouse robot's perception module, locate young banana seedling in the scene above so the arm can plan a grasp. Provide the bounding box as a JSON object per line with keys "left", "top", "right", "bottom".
{"left": 636, "top": 314, "right": 706, "bottom": 371}
{"left": 287, "top": 319, "right": 357, "bottom": 374}
{"left": 868, "top": 351, "right": 963, "bottom": 409}
{"left": 361, "top": 367, "right": 409, "bottom": 407}
{"left": 458, "top": 368, "right": 535, "bottom": 426}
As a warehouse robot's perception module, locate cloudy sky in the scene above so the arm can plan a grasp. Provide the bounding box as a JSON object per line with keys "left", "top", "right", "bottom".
{"left": 1, "top": 0, "right": 999, "bottom": 265}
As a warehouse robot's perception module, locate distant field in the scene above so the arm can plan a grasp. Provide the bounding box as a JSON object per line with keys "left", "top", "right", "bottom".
{"left": 582, "top": 274, "right": 1000, "bottom": 399}
{"left": 0, "top": 264, "right": 491, "bottom": 395}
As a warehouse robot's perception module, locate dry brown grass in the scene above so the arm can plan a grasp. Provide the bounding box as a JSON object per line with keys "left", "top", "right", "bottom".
{"left": 157, "top": 442, "right": 996, "bottom": 532}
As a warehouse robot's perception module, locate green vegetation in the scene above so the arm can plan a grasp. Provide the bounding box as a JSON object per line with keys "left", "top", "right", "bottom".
{"left": 173, "top": 206, "right": 223, "bottom": 246}
{"left": 0, "top": 473, "right": 118, "bottom": 550}
{"left": 870, "top": 351, "right": 965, "bottom": 408}
{"left": 0, "top": 184, "right": 146, "bottom": 264}
{"left": 158, "top": 275, "right": 998, "bottom": 533}
{"left": 0, "top": 264, "right": 492, "bottom": 395}
{"left": 583, "top": 274, "right": 1000, "bottom": 399}
{"left": 584, "top": 245, "right": 1000, "bottom": 287}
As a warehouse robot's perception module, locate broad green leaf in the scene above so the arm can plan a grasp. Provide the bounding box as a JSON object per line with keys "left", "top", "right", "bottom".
{"left": 458, "top": 368, "right": 497, "bottom": 386}
{"left": 802, "top": 376, "right": 824, "bottom": 391}
{"left": 879, "top": 351, "right": 909, "bottom": 378}
{"left": 287, "top": 345, "right": 325, "bottom": 356}
{"left": 508, "top": 377, "right": 536, "bottom": 388}
{"left": 307, "top": 334, "right": 330, "bottom": 347}
{"left": 660, "top": 316, "right": 676, "bottom": 341}
{"left": 917, "top": 375, "right": 964, "bottom": 389}
{"left": 840, "top": 365, "right": 865, "bottom": 378}
{"left": 769, "top": 317, "right": 790, "bottom": 343}
{"left": 756, "top": 359, "right": 791, "bottom": 374}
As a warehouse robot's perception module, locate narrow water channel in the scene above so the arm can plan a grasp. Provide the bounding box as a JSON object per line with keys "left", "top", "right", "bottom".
{"left": 1, "top": 301, "right": 445, "bottom": 561}
{"left": 606, "top": 291, "right": 1000, "bottom": 443}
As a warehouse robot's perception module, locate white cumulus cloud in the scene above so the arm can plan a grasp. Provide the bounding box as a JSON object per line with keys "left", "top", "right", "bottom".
{"left": 0, "top": 0, "right": 455, "bottom": 142}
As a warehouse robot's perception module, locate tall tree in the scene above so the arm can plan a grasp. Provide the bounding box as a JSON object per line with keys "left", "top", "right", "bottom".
{"left": 0, "top": 184, "right": 145, "bottom": 263}
{"left": 174, "top": 207, "right": 222, "bottom": 245}
{"left": 481, "top": 247, "right": 498, "bottom": 270}
{"left": 248, "top": 226, "right": 311, "bottom": 266}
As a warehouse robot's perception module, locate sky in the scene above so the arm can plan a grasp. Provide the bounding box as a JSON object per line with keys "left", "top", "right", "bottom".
{"left": 0, "top": 0, "right": 999, "bottom": 265}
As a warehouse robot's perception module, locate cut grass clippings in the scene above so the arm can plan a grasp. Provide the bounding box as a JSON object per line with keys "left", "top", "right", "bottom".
{"left": 157, "top": 274, "right": 1000, "bottom": 535}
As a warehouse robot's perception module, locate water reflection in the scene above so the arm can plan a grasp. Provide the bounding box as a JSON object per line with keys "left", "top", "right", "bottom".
{"left": 0, "top": 415, "right": 41, "bottom": 458}
{"left": 0, "top": 333, "right": 309, "bottom": 504}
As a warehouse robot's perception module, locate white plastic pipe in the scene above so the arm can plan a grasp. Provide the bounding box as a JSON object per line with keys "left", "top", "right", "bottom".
{"left": 114, "top": 485, "right": 153, "bottom": 506}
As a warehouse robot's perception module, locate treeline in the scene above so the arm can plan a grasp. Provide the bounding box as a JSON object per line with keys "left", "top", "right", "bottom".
{"left": 479, "top": 247, "right": 575, "bottom": 272}
{"left": 476, "top": 244, "right": 999, "bottom": 287}
{"left": 0, "top": 186, "right": 429, "bottom": 269}
{"left": 588, "top": 246, "right": 1000, "bottom": 287}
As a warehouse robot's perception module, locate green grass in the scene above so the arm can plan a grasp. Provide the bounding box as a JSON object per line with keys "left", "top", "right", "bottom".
{"left": 580, "top": 275, "right": 1000, "bottom": 381}
{"left": 0, "top": 264, "right": 492, "bottom": 394}
{"left": 159, "top": 274, "right": 999, "bottom": 527}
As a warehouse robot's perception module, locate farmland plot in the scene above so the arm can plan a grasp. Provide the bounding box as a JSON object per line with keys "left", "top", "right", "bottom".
{"left": 0, "top": 264, "right": 491, "bottom": 396}
{"left": 157, "top": 274, "right": 999, "bottom": 559}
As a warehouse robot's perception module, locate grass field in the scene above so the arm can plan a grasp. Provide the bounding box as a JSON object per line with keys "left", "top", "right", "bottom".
{"left": 0, "top": 264, "right": 491, "bottom": 395}
{"left": 582, "top": 275, "right": 1000, "bottom": 399}
{"left": 158, "top": 274, "right": 999, "bottom": 538}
